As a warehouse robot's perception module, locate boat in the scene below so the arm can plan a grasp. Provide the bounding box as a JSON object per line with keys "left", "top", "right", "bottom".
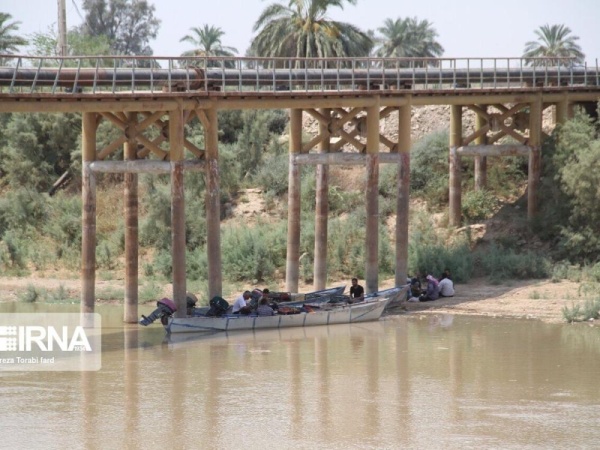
{"left": 188, "top": 285, "right": 346, "bottom": 316}
{"left": 364, "top": 285, "right": 410, "bottom": 309}
{"left": 299, "top": 285, "right": 409, "bottom": 310}
{"left": 139, "top": 291, "right": 394, "bottom": 334}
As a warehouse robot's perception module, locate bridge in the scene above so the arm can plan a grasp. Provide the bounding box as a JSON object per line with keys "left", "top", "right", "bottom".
{"left": 1, "top": 55, "right": 599, "bottom": 322}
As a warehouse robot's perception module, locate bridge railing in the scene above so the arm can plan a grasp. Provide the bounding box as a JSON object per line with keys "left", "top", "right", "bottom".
{"left": 0, "top": 55, "right": 598, "bottom": 95}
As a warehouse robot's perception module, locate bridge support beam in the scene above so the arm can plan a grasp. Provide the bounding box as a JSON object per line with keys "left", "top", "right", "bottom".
{"left": 395, "top": 104, "right": 411, "bottom": 286}
{"left": 81, "top": 113, "right": 97, "bottom": 316}
{"left": 556, "top": 97, "right": 571, "bottom": 124}
{"left": 474, "top": 105, "right": 487, "bottom": 190}
{"left": 169, "top": 104, "right": 187, "bottom": 317}
{"left": 449, "top": 105, "right": 463, "bottom": 227}
{"left": 528, "top": 96, "right": 543, "bottom": 220}
{"left": 286, "top": 109, "right": 302, "bottom": 292}
{"left": 365, "top": 103, "right": 380, "bottom": 293}
{"left": 314, "top": 109, "right": 330, "bottom": 290}
{"left": 205, "top": 107, "right": 222, "bottom": 299}
{"left": 123, "top": 112, "right": 139, "bottom": 323}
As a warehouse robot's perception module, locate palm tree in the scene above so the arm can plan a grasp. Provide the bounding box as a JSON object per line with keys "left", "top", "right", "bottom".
{"left": 523, "top": 24, "right": 584, "bottom": 66}
{"left": 180, "top": 25, "right": 238, "bottom": 67}
{"left": 0, "top": 12, "right": 27, "bottom": 59}
{"left": 250, "top": 0, "right": 372, "bottom": 66}
{"left": 374, "top": 17, "right": 443, "bottom": 66}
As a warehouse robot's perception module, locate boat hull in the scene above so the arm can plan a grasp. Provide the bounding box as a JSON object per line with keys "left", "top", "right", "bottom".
{"left": 165, "top": 296, "right": 389, "bottom": 333}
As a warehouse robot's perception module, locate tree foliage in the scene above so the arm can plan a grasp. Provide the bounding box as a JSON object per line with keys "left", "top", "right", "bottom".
{"left": 79, "top": 0, "right": 160, "bottom": 56}
{"left": 0, "top": 12, "right": 26, "bottom": 56}
{"left": 374, "top": 17, "right": 444, "bottom": 62}
{"left": 28, "top": 28, "right": 111, "bottom": 65}
{"left": 0, "top": 113, "right": 80, "bottom": 191}
{"left": 553, "top": 109, "right": 600, "bottom": 259}
{"left": 180, "top": 25, "right": 238, "bottom": 58}
{"left": 250, "top": 0, "right": 372, "bottom": 61}
{"left": 523, "top": 24, "right": 584, "bottom": 65}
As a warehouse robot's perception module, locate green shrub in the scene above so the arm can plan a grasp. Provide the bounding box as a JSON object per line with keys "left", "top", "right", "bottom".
{"left": 562, "top": 298, "right": 600, "bottom": 322}
{"left": 406, "top": 214, "right": 473, "bottom": 282}
{"left": 221, "top": 221, "right": 287, "bottom": 282}
{"left": 476, "top": 242, "right": 550, "bottom": 282}
{"left": 462, "top": 189, "right": 499, "bottom": 222}
{"left": 19, "top": 285, "right": 43, "bottom": 303}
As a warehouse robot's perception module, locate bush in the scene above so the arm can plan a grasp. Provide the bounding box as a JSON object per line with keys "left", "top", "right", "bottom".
{"left": 410, "top": 130, "right": 449, "bottom": 204}
{"left": 220, "top": 221, "right": 287, "bottom": 282}
{"left": 461, "top": 189, "right": 499, "bottom": 223}
{"left": 476, "top": 242, "right": 551, "bottom": 282}
{"left": 406, "top": 214, "right": 473, "bottom": 283}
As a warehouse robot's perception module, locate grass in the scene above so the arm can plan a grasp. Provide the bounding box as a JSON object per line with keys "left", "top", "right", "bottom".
{"left": 562, "top": 297, "right": 600, "bottom": 323}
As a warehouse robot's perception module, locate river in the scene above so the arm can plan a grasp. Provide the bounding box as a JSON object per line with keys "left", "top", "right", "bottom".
{"left": 0, "top": 303, "right": 599, "bottom": 449}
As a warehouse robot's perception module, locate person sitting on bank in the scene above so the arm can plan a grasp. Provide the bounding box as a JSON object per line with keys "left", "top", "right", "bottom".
{"left": 438, "top": 275, "right": 455, "bottom": 297}
{"left": 349, "top": 277, "right": 364, "bottom": 301}
{"left": 232, "top": 291, "right": 252, "bottom": 314}
{"left": 419, "top": 274, "right": 440, "bottom": 302}
{"left": 257, "top": 297, "right": 275, "bottom": 316}
{"left": 409, "top": 273, "right": 422, "bottom": 298}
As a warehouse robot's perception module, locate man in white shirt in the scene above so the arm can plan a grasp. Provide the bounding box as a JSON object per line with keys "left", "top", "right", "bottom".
{"left": 438, "top": 277, "right": 455, "bottom": 297}
{"left": 232, "top": 291, "right": 251, "bottom": 313}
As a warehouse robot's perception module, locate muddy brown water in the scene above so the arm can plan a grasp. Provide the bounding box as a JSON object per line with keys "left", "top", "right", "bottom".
{"left": 1, "top": 303, "right": 599, "bottom": 449}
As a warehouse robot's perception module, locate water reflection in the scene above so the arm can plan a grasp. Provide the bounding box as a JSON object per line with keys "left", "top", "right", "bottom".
{"left": 0, "top": 303, "right": 599, "bottom": 449}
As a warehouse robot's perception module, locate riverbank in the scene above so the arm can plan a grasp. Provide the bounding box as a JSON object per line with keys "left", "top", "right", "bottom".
{"left": 0, "top": 275, "right": 595, "bottom": 325}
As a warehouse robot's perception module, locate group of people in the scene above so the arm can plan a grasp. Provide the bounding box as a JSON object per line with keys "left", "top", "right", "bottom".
{"left": 232, "top": 288, "right": 276, "bottom": 316}
{"left": 407, "top": 269, "right": 454, "bottom": 302}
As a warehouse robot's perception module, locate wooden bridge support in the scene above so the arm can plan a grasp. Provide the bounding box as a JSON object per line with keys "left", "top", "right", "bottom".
{"left": 123, "top": 112, "right": 139, "bottom": 323}
{"left": 449, "top": 105, "right": 463, "bottom": 227}
{"left": 169, "top": 105, "right": 187, "bottom": 317}
{"left": 286, "top": 109, "right": 302, "bottom": 292}
{"left": 314, "top": 109, "right": 330, "bottom": 290}
{"left": 528, "top": 96, "right": 543, "bottom": 220}
{"left": 474, "top": 106, "right": 488, "bottom": 191}
{"left": 365, "top": 104, "right": 380, "bottom": 293}
{"left": 81, "top": 112, "right": 97, "bottom": 315}
{"left": 395, "top": 104, "right": 411, "bottom": 286}
{"left": 204, "top": 107, "right": 222, "bottom": 299}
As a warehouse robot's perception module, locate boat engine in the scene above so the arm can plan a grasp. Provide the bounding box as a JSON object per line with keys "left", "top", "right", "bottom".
{"left": 139, "top": 298, "right": 177, "bottom": 326}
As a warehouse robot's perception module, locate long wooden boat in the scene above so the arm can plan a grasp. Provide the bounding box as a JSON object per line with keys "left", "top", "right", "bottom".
{"left": 164, "top": 294, "right": 391, "bottom": 334}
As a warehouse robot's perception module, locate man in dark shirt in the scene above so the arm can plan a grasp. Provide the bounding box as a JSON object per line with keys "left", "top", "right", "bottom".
{"left": 349, "top": 277, "right": 364, "bottom": 301}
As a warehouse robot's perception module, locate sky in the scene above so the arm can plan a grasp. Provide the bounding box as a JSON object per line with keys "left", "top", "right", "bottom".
{"left": 3, "top": 0, "right": 600, "bottom": 65}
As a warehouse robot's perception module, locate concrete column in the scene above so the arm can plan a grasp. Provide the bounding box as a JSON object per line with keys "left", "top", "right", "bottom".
{"left": 474, "top": 105, "right": 487, "bottom": 190}
{"left": 314, "top": 108, "right": 330, "bottom": 290}
{"left": 81, "top": 112, "right": 97, "bottom": 315}
{"left": 285, "top": 109, "right": 302, "bottom": 292}
{"left": 365, "top": 103, "right": 380, "bottom": 293}
{"left": 395, "top": 104, "right": 411, "bottom": 286}
{"left": 123, "top": 112, "right": 139, "bottom": 323}
{"left": 449, "top": 105, "right": 462, "bottom": 227}
{"left": 205, "top": 107, "right": 222, "bottom": 299}
{"left": 169, "top": 104, "right": 186, "bottom": 317}
{"left": 528, "top": 96, "right": 543, "bottom": 220}
{"left": 555, "top": 96, "right": 570, "bottom": 125}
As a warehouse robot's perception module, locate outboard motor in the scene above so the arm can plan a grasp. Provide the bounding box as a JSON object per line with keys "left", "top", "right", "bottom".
{"left": 139, "top": 298, "right": 177, "bottom": 326}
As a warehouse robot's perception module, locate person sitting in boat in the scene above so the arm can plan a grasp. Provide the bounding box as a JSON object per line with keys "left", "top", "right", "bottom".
{"left": 232, "top": 291, "right": 252, "bottom": 314}
{"left": 349, "top": 277, "right": 364, "bottom": 302}
{"left": 257, "top": 297, "right": 275, "bottom": 316}
{"left": 419, "top": 274, "right": 440, "bottom": 302}
{"left": 438, "top": 275, "right": 455, "bottom": 298}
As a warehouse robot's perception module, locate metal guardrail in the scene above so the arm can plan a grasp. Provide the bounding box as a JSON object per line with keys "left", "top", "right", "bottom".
{"left": 0, "top": 55, "right": 598, "bottom": 95}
